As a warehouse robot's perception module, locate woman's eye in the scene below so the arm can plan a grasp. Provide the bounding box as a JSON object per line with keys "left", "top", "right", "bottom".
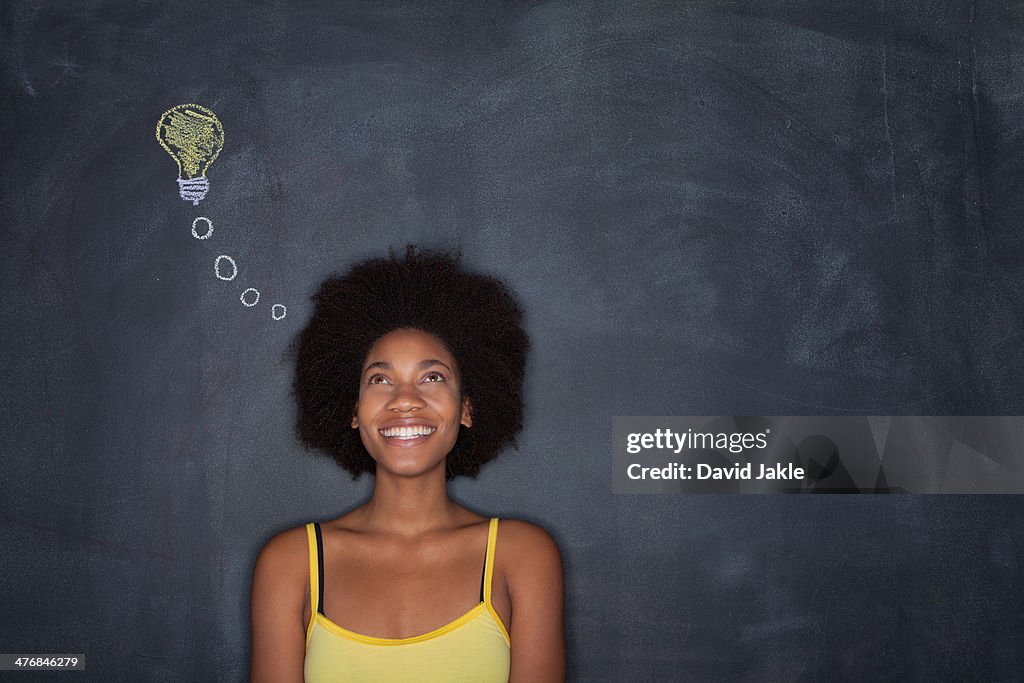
{"left": 422, "top": 372, "right": 445, "bottom": 383}
{"left": 367, "top": 375, "right": 390, "bottom": 385}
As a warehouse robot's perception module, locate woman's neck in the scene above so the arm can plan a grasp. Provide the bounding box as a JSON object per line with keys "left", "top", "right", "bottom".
{"left": 357, "top": 467, "right": 462, "bottom": 537}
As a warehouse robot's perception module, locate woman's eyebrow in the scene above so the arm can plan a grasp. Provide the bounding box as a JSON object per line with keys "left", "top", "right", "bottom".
{"left": 363, "top": 360, "right": 389, "bottom": 375}
{"left": 362, "top": 359, "right": 452, "bottom": 375}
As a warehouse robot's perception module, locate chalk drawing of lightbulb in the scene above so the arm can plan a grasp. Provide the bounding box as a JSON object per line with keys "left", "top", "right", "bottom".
{"left": 155, "top": 104, "right": 224, "bottom": 205}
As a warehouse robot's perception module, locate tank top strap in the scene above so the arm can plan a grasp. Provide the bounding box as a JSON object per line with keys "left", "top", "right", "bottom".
{"left": 483, "top": 518, "right": 499, "bottom": 606}
{"left": 305, "top": 523, "right": 326, "bottom": 647}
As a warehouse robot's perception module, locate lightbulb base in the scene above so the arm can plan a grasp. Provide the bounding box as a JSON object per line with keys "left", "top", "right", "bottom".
{"left": 178, "top": 177, "right": 209, "bottom": 205}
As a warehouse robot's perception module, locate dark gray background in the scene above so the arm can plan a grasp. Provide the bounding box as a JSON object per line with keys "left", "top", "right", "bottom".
{"left": 2, "top": 1, "right": 1023, "bottom": 680}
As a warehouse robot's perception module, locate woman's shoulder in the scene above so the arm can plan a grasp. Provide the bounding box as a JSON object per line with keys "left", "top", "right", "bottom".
{"left": 492, "top": 519, "right": 564, "bottom": 631}
{"left": 495, "top": 518, "right": 562, "bottom": 569}
{"left": 253, "top": 524, "right": 311, "bottom": 583}
{"left": 495, "top": 517, "right": 558, "bottom": 542}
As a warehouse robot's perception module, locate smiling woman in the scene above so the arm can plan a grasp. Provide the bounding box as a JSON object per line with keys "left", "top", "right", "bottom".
{"left": 249, "top": 247, "right": 565, "bottom": 683}
{"left": 353, "top": 329, "right": 473, "bottom": 480}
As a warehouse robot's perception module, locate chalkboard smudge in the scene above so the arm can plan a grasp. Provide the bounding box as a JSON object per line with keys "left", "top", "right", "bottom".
{"left": 48, "top": 42, "right": 81, "bottom": 88}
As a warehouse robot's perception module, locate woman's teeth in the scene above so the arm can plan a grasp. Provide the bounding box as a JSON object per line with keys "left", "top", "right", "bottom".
{"left": 380, "top": 426, "right": 436, "bottom": 439}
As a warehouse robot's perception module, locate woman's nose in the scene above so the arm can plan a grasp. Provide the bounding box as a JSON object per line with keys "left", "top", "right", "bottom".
{"left": 387, "top": 382, "right": 426, "bottom": 411}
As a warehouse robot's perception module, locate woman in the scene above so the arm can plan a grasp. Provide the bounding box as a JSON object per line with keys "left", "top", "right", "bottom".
{"left": 250, "top": 247, "right": 565, "bottom": 682}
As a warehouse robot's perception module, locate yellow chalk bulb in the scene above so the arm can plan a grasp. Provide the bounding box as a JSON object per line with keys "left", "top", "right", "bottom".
{"left": 155, "top": 104, "right": 224, "bottom": 205}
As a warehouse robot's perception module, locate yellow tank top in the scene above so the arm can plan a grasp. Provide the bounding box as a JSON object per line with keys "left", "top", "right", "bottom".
{"left": 303, "top": 518, "right": 511, "bottom": 682}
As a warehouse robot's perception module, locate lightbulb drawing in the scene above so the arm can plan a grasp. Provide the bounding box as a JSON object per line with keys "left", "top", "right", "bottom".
{"left": 155, "top": 104, "right": 224, "bottom": 205}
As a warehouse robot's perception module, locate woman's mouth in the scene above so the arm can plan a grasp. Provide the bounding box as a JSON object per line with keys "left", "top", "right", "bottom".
{"left": 379, "top": 425, "right": 437, "bottom": 441}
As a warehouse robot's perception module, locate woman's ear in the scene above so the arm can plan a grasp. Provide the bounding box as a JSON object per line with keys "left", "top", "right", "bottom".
{"left": 460, "top": 396, "right": 473, "bottom": 429}
{"left": 351, "top": 412, "right": 359, "bottom": 429}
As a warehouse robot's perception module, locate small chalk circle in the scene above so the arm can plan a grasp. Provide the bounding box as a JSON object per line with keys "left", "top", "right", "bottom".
{"left": 215, "top": 255, "right": 237, "bottom": 281}
{"left": 192, "top": 216, "right": 213, "bottom": 239}
{"left": 271, "top": 304, "right": 287, "bottom": 320}
{"left": 241, "top": 288, "right": 260, "bottom": 307}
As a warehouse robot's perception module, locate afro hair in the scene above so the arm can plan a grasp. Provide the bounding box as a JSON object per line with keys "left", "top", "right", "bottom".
{"left": 291, "top": 245, "right": 529, "bottom": 480}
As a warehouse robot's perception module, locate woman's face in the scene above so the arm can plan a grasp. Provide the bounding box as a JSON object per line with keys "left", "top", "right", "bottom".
{"left": 351, "top": 328, "right": 472, "bottom": 478}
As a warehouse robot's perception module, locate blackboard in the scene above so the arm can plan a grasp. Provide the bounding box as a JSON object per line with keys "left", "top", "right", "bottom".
{"left": 2, "top": 1, "right": 1023, "bottom": 680}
